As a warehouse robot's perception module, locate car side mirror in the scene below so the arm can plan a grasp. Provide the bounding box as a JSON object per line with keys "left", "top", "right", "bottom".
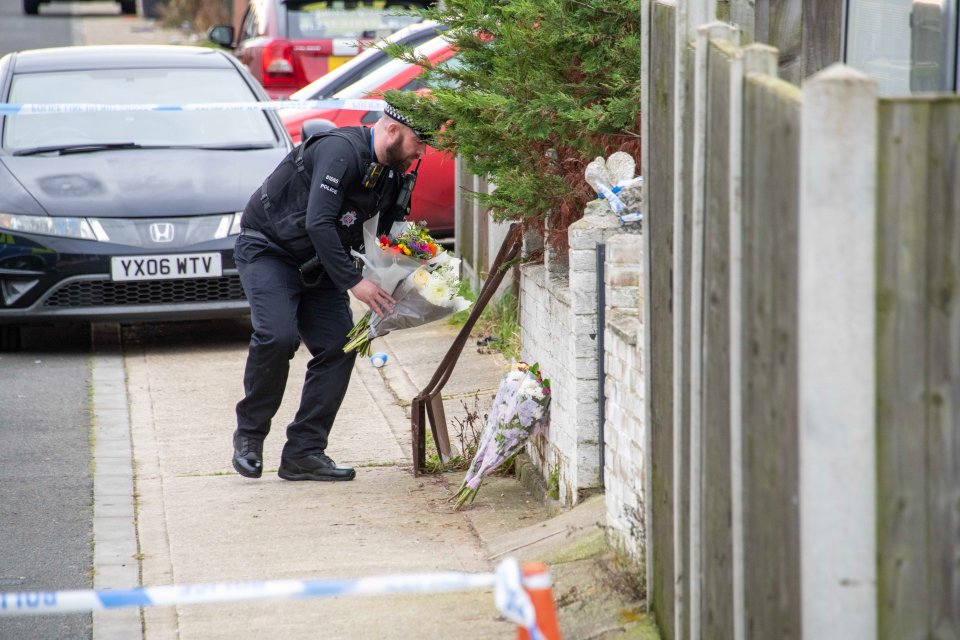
{"left": 207, "top": 24, "right": 235, "bottom": 48}
{"left": 301, "top": 119, "right": 336, "bottom": 141}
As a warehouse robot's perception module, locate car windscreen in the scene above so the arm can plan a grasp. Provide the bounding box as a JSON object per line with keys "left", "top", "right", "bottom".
{"left": 3, "top": 67, "right": 281, "bottom": 150}
{"left": 285, "top": 1, "right": 422, "bottom": 40}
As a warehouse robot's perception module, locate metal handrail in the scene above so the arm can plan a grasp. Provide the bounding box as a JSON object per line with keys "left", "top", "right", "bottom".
{"left": 410, "top": 223, "right": 523, "bottom": 474}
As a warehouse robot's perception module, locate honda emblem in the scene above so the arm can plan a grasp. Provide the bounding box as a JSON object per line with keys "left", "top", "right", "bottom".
{"left": 149, "top": 223, "right": 175, "bottom": 243}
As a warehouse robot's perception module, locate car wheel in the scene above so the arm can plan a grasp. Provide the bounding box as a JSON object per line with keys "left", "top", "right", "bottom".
{"left": 0, "top": 325, "right": 22, "bottom": 352}
{"left": 119, "top": 0, "right": 136, "bottom": 14}
{"left": 23, "top": 0, "right": 40, "bottom": 14}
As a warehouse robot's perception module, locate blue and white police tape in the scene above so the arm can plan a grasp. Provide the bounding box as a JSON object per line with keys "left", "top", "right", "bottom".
{"left": 0, "top": 557, "right": 550, "bottom": 637}
{"left": 595, "top": 183, "right": 628, "bottom": 213}
{"left": 0, "top": 98, "right": 388, "bottom": 116}
{"left": 596, "top": 176, "right": 644, "bottom": 215}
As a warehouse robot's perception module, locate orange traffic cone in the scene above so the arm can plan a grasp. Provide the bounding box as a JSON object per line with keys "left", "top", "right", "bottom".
{"left": 516, "top": 562, "right": 562, "bottom": 640}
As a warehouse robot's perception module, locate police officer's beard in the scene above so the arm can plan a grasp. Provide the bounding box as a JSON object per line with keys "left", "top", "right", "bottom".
{"left": 384, "top": 138, "right": 412, "bottom": 173}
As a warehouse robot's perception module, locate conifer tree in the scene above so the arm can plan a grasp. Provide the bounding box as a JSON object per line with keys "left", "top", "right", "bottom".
{"left": 384, "top": 0, "right": 642, "bottom": 243}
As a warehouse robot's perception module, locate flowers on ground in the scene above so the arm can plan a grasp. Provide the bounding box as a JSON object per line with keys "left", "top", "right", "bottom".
{"left": 343, "top": 215, "right": 471, "bottom": 357}
{"left": 452, "top": 362, "right": 551, "bottom": 510}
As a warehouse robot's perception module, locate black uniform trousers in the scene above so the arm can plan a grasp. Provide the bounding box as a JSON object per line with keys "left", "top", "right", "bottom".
{"left": 234, "top": 232, "right": 357, "bottom": 460}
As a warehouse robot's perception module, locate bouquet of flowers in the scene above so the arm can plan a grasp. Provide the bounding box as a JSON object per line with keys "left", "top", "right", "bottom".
{"left": 452, "top": 362, "right": 551, "bottom": 510}
{"left": 344, "top": 215, "right": 472, "bottom": 357}
{"left": 376, "top": 222, "right": 441, "bottom": 261}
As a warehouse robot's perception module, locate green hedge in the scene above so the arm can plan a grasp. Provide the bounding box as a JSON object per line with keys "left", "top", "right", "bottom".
{"left": 384, "top": 0, "right": 642, "bottom": 240}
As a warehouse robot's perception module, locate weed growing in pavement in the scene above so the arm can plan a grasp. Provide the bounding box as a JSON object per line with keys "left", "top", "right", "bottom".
{"left": 425, "top": 394, "right": 487, "bottom": 473}
{"left": 424, "top": 393, "right": 521, "bottom": 477}
{"left": 448, "top": 283, "right": 521, "bottom": 362}
{"left": 473, "top": 291, "right": 521, "bottom": 361}
{"left": 593, "top": 503, "right": 648, "bottom": 604}
{"left": 548, "top": 467, "right": 561, "bottom": 501}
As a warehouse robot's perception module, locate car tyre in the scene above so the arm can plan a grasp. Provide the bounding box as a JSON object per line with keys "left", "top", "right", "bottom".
{"left": 119, "top": 0, "right": 136, "bottom": 14}
{"left": 0, "top": 325, "right": 22, "bottom": 352}
{"left": 23, "top": 0, "right": 40, "bottom": 14}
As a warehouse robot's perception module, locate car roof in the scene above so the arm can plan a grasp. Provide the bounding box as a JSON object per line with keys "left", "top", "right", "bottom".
{"left": 288, "top": 20, "right": 445, "bottom": 101}
{"left": 11, "top": 46, "right": 234, "bottom": 73}
{"left": 331, "top": 33, "right": 452, "bottom": 100}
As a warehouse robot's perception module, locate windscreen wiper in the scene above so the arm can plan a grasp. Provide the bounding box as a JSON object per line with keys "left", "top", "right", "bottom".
{"left": 12, "top": 142, "right": 275, "bottom": 156}
{"left": 170, "top": 143, "right": 276, "bottom": 151}
{"left": 90, "top": 142, "right": 276, "bottom": 151}
{"left": 13, "top": 142, "right": 142, "bottom": 156}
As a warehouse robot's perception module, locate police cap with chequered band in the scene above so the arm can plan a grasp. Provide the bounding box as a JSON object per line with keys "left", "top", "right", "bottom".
{"left": 383, "top": 101, "right": 432, "bottom": 143}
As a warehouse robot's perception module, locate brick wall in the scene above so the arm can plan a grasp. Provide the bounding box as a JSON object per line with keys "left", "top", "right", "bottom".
{"left": 602, "top": 234, "right": 645, "bottom": 556}
{"left": 520, "top": 201, "right": 642, "bottom": 509}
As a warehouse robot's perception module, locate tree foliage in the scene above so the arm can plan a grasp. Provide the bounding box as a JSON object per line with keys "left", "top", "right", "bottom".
{"left": 383, "top": 0, "right": 642, "bottom": 242}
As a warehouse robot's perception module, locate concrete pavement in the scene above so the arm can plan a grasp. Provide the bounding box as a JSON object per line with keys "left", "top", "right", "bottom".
{"left": 114, "top": 314, "right": 551, "bottom": 639}
{"left": 94, "top": 308, "right": 656, "bottom": 639}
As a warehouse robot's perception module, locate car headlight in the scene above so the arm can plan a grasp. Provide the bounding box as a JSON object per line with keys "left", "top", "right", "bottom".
{"left": 213, "top": 212, "right": 243, "bottom": 239}
{"left": 0, "top": 212, "right": 96, "bottom": 240}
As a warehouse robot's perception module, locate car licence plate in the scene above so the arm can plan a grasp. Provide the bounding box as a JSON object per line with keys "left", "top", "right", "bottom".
{"left": 110, "top": 253, "right": 223, "bottom": 282}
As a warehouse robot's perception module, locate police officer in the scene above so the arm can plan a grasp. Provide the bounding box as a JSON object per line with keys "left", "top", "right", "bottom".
{"left": 231, "top": 102, "right": 429, "bottom": 482}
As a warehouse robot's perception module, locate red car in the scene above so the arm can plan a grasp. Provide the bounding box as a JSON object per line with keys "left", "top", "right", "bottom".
{"left": 286, "top": 20, "right": 445, "bottom": 103}
{"left": 281, "top": 34, "right": 457, "bottom": 236}
{"left": 209, "top": 0, "right": 434, "bottom": 99}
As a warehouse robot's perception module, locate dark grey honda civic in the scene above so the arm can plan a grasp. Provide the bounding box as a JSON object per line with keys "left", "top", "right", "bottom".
{"left": 0, "top": 45, "right": 293, "bottom": 350}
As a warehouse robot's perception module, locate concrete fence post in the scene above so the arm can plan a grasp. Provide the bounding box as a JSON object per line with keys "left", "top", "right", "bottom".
{"left": 798, "top": 63, "right": 878, "bottom": 640}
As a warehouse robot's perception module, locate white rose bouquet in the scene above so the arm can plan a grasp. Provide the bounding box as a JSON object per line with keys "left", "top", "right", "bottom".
{"left": 344, "top": 215, "right": 471, "bottom": 357}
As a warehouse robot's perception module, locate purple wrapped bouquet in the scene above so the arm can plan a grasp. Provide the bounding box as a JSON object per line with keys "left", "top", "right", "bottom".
{"left": 452, "top": 362, "right": 551, "bottom": 510}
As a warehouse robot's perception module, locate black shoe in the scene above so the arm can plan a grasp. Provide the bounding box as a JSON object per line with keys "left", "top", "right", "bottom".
{"left": 278, "top": 453, "right": 356, "bottom": 482}
{"left": 232, "top": 431, "right": 263, "bottom": 478}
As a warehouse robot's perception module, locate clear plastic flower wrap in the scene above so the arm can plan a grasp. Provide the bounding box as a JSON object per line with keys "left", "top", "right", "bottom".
{"left": 452, "top": 362, "right": 551, "bottom": 510}
{"left": 344, "top": 214, "right": 471, "bottom": 357}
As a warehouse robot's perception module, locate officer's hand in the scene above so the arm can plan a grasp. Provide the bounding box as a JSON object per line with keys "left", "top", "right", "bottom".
{"left": 350, "top": 278, "right": 396, "bottom": 318}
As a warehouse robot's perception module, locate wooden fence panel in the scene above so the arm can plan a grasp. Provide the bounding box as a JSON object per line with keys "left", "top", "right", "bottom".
{"left": 648, "top": 3, "right": 678, "bottom": 638}
{"left": 455, "top": 158, "right": 476, "bottom": 283}
{"left": 801, "top": 0, "right": 843, "bottom": 77}
{"left": 475, "top": 175, "right": 490, "bottom": 279}
{"left": 755, "top": 0, "right": 802, "bottom": 83}
{"left": 700, "top": 37, "right": 736, "bottom": 640}
{"left": 729, "top": 1, "right": 843, "bottom": 81}
{"left": 922, "top": 98, "right": 960, "bottom": 639}
{"left": 876, "top": 98, "right": 932, "bottom": 640}
{"left": 876, "top": 96, "right": 960, "bottom": 640}
{"left": 740, "top": 71, "right": 802, "bottom": 640}
{"left": 729, "top": 0, "right": 755, "bottom": 42}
